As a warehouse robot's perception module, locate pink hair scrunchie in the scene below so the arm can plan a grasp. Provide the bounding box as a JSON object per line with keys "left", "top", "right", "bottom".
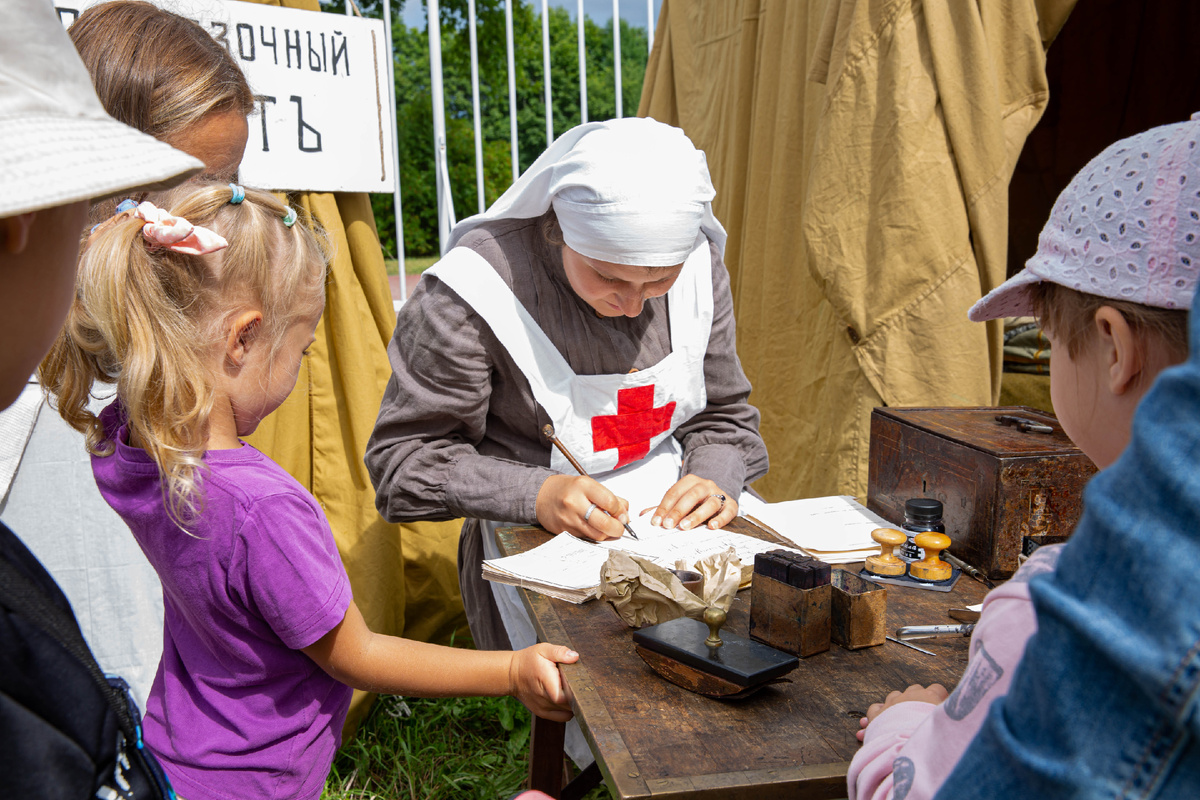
{"left": 134, "top": 201, "right": 228, "bottom": 256}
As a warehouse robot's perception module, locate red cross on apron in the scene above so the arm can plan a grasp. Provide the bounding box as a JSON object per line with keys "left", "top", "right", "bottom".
{"left": 591, "top": 385, "right": 677, "bottom": 468}
{"left": 425, "top": 236, "right": 711, "bottom": 476}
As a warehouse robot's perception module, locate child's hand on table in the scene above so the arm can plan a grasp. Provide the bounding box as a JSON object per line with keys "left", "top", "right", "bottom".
{"left": 509, "top": 643, "right": 580, "bottom": 721}
{"left": 856, "top": 683, "right": 949, "bottom": 742}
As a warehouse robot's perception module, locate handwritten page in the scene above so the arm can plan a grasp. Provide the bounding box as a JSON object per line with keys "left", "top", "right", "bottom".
{"left": 593, "top": 526, "right": 793, "bottom": 568}
{"left": 744, "top": 495, "right": 891, "bottom": 555}
{"left": 482, "top": 528, "right": 805, "bottom": 604}
{"left": 481, "top": 534, "right": 611, "bottom": 602}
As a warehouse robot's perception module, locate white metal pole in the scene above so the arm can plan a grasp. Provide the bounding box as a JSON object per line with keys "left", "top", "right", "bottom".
{"left": 542, "top": 0, "right": 553, "bottom": 145}
{"left": 427, "top": 0, "right": 454, "bottom": 253}
{"left": 612, "top": 0, "right": 622, "bottom": 117}
{"left": 381, "top": 0, "right": 406, "bottom": 295}
{"left": 467, "top": 0, "right": 484, "bottom": 213}
{"left": 577, "top": 0, "right": 587, "bottom": 123}
{"left": 505, "top": 0, "right": 518, "bottom": 181}
{"left": 646, "top": 0, "right": 654, "bottom": 52}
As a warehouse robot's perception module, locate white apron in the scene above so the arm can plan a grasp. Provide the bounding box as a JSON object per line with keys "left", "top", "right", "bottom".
{"left": 426, "top": 235, "right": 715, "bottom": 647}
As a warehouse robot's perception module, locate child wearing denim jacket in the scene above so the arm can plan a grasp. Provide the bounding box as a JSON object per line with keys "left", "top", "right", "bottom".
{"left": 848, "top": 117, "right": 1200, "bottom": 800}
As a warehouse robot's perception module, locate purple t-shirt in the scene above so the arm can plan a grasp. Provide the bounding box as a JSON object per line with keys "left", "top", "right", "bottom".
{"left": 91, "top": 404, "right": 353, "bottom": 800}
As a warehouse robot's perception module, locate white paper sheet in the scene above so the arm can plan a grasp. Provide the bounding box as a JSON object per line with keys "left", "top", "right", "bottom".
{"left": 593, "top": 525, "right": 799, "bottom": 569}
{"left": 483, "top": 533, "right": 611, "bottom": 592}
{"left": 742, "top": 495, "right": 892, "bottom": 553}
{"left": 482, "top": 528, "right": 806, "bottom": 602}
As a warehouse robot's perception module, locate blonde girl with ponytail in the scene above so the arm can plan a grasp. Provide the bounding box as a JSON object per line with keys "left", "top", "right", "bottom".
{"left": 39, "top": 181, "right": 577, "bottom": 800}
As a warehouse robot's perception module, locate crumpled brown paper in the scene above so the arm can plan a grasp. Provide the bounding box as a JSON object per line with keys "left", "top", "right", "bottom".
{"left": 600, "top": 546, "right": 744, "bottom": 628}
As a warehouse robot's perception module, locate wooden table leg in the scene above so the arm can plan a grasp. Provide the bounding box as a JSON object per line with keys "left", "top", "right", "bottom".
{"left": 528, "top": 715, "right": 566, "bottom": 797}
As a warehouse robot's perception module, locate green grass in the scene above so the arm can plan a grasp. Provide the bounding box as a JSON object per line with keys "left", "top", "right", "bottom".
{"left": 385, "top": 255, "right": 440, "bottom": 276}
{"left": 323, "top": 695, "right": 609, "bottom": 800}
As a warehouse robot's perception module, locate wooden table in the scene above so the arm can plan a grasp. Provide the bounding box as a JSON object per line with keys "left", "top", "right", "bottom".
{"left": 498, "top": 519, "right": 989, "bottom": 800}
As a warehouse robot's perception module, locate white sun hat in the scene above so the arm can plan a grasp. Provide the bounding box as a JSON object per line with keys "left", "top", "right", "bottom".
{"left": 970, "top": 115, "right": 1200, "bottom": 321}
{"left": 0, "top": 0, "right": 203, "bottom": 219}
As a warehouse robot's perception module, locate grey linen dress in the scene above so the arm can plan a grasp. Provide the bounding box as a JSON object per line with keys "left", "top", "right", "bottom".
{"left": 365, "top": 214, "right": 769, "bottom": 649}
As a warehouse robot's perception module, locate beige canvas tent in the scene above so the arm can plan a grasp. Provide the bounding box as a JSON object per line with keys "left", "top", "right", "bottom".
{"left": 640, "top": 0, "right": 1078, "bottom": 502}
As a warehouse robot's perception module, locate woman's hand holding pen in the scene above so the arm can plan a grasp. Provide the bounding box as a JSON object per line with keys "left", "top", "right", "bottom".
{"left": 536, "top": 474, "right": 630, "bottom": 541}
{"left": 647, "top": 474, "right": 738, "bottom": 531}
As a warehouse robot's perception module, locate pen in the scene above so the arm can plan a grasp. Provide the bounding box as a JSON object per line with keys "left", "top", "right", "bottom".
{"left": 743, "top": 513, "right": 815, "bottom": 559}
{"left": 942, "top": 551, "right": 995, "bottom": 590}
{"left": 541, "top": 424, "right": 639, "bottom": 540}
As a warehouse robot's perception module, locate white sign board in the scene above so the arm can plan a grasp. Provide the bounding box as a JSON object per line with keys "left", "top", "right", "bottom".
{"left": 57, "top": 0, "right": 396, "bottom": 194}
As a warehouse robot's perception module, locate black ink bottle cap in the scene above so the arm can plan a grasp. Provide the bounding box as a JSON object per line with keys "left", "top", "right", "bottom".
{"left": 904, "top": 498, "right": 943, "bottom": 522}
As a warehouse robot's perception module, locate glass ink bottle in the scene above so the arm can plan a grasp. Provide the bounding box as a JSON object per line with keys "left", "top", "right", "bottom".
{"left": 899, "top": 498, "right": 945, "bottom": 562}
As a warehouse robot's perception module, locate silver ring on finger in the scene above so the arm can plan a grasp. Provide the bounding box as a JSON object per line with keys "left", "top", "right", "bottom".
{"left": 711, "top": 493, "right": 726, "bottom": 511}
{"left": 584, "top": 502, "right": 598, "bottom": 523}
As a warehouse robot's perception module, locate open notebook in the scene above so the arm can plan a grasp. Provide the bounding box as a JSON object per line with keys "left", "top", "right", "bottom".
{"left": 482, "top": 526, "right": 802, "bottom": 604}
{"left": 483, "top": 495, "right": 889, "bottom": 603}
{"left": 738, "top": 495, "right": 890, "bottom": 564}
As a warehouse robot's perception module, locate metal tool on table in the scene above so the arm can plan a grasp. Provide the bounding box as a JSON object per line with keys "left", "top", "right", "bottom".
{"left": 894, "top": 623, "right": 976, "bottom": 642}
{"left": 942, "top": 551, "right": 995, "bottom": 589}
{"left": 948, "top": 607, "right": 982, "bottom": 623}
{"left": 994, "top": 413, "right": 1054, "bottom": 434}
{"left": 885, "top": 636, "right": 935, "bottom": 656}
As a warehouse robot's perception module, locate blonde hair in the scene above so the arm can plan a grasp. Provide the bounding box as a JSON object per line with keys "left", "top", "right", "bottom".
{"left": 69, "top": 1, "right": 254, "bottom": 146}
{"left": 39, "top": 183, "right": 330, "bottom": 527}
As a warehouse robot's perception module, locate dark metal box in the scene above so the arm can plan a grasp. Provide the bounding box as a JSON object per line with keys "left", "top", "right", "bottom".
{"left": 866, "top": 406, "right": 1097, "bottom": 579}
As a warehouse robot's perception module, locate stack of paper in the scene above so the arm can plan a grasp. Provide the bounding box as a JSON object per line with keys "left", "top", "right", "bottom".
{"left": 482, "top": 533, "right": 612, "bottom": 603}
{"left": 483, "top": 527, "right": 805, "bottom": 604}
{"left": 740, "top": 495, "right": 891, "bottom": 564}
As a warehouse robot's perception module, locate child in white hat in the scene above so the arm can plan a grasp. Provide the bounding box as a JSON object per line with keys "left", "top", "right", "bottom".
{"left": 847, "top": 116, "right": 1199, "bottom": 800}
{"left": 0, "top": 0, "right": 200, "bottom": 796}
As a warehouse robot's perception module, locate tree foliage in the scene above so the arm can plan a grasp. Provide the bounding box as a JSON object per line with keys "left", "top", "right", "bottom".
{"left": 351, "top": 1, "right": 649, "bottom": 256}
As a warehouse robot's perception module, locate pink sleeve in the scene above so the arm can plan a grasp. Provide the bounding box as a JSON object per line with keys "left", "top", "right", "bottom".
{"left": 847, "top": 546, "right": 1060, "bottom": 800}
{"left": 848, "top": 701, "right": 938, "bottom": 800}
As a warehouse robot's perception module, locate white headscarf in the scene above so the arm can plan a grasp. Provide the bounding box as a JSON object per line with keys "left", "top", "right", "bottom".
{"left": 447, "top": 118, "right": 726, "bottom": 266}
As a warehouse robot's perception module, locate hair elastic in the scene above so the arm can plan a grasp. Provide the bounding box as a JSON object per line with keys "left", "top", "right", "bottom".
{"left": 282, "top": 206, "right": 297, "bottom": 228}
{"left": 90, "top": 198, "right": 140, "bottom": 235}
{"left": 228, "top": 183, "right": 245, "bottom": 204}
{"left": 134, "top": 200, "right": 228, "bottom": 256}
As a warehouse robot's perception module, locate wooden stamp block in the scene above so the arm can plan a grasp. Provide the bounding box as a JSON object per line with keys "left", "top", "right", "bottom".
{"left": 748, "top": 573, "right": 831, "bottom": 657}
{"left": 831, "top": 570, "right": 886, "bottom": 650}
{"left": 867, "top": 406, "right": 1097, "bottom": 579}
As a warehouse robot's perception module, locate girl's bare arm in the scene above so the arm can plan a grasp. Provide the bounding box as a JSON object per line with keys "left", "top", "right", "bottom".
{"left": 302, "top": 601, "right": 578, "bottom": 721}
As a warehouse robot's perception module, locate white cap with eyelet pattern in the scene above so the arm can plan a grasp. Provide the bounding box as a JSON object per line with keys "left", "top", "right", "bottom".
{"left": 970, "top": 115, "right": 1200, "bottom": 321}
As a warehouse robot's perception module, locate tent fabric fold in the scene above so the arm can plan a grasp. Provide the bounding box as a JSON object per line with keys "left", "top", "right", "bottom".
{"left": 640, "top": 0, "right": 1075, "bottom": 501}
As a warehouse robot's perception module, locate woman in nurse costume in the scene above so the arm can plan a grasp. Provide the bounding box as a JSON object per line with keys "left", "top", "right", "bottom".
{"left": 366, "top": 118, "right": 769, "bottom": 658}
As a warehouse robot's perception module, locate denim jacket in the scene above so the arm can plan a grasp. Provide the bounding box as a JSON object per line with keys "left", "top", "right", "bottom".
{"left": 935, "top": 300, "right": 1200, "bottom": 798}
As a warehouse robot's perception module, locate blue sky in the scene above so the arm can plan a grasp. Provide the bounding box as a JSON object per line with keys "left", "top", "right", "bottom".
{"left": 396, "top": 0, "right": 663, "bottom": 31}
